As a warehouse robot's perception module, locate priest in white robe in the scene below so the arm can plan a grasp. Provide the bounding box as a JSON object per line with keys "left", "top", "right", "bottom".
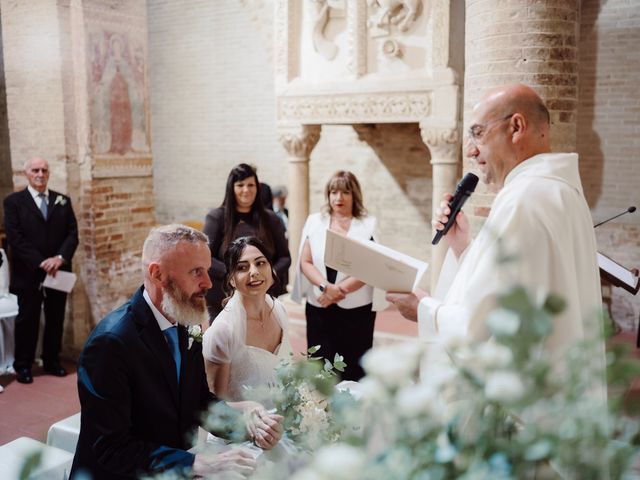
{"left": 387, "top": 84, "right": 606, "bottom": 386}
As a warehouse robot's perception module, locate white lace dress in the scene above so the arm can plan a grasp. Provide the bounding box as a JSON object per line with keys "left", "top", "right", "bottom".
{"left": 202, "top": 291, "right": 293, "bottom": 402}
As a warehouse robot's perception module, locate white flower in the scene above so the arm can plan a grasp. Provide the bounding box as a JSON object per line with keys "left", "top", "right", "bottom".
{"left": 485, "top": 370, "right": 525, "bottom": 403}
{"left": 423, "top": 364, "right": 457, "bottom": 391}
{"left": 396, "top": 383, "right": 439, "bottom": 417}
{"left": 54, "top": 195, "right": 67, "bottom": 206}
{"left": 357, "top": 377, "right": 387, "bottom": 402}
{"left": 290, "top": 469, "right": 326, "bottom": 480}
{"left": 474, "top": 342, "right": 513, "bottom": 370}
{"left": 486, "top": 309, "right": 520, "bottom": 336}
{"left": 187, "top": 325, "right": 203, "bottom": 350}
{"left": 362, "top": 342, "right": 422, "bottom": 386}
{"left": 312, "top": 443, "right": 366, "bottom": 479}
{"left": 443, "top": 331, "right": 470, "bottom": 350}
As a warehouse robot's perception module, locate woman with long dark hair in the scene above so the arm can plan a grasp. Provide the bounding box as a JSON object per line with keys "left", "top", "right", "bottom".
{"left": 203, "top": 236, "right": 292, "bottom": 401}
{"left": 204, "top": 164, "right": 291, "bottom": 320}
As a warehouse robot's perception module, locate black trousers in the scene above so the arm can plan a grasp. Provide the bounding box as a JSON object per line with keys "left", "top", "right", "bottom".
{"left": 305, "top": 302, "right": 375, "bottom": 381}
{"left": 13, "top": 287, "right": 67, "bottom": 370}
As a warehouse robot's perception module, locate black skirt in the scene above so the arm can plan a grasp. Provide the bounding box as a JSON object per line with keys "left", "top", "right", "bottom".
{"left": 305, "top": 302, "right": 376, "bottom": 381}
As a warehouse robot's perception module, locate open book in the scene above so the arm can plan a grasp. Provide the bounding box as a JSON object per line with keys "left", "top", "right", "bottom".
{"left": 597, "top": 252, "right": 639, "bottom": 295}
{"left": 324, "top": 229, "right": 428, "bottom": 292}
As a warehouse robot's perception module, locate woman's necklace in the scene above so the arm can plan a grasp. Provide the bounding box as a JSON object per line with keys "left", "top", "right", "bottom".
{"left": 247, "top": 310, "right": 267, "bottom": 329}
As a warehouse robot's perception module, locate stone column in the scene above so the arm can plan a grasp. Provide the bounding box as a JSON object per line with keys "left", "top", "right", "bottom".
{"left": 420, "top": 120, "right": 461, "bottom": 287}
{"left": 465, "top": 0, "right": 580, "bottom": 216}
{"left": 278, "top": 124, "right": 321, "bottom": 280}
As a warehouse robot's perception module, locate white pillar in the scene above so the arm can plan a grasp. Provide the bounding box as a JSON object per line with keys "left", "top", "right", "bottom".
{"left": 277, "top": 124, "right": 321, "bottom": 281}
{"left": 420, "top": 119, "right": 461, "bottom": 287}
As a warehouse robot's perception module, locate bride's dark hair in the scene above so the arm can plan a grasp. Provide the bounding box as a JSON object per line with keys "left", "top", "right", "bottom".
{"left": 221, "top": 236, "right": 280, "bottom": 307}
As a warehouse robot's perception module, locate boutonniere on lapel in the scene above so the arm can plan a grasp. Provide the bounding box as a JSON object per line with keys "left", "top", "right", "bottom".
{"left": 187, "top": 325, "right": 203, "bottom": 350}
{"left": 54, "top": 195, "right": 68, "bottom": 206}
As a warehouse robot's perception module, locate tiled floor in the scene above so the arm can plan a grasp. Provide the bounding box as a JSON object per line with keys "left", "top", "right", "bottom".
{"left": 0, "top": 302, "right": 638, "bottom": 453}
{"left": 0, "top": 360, "right": 80, "bottom": 445}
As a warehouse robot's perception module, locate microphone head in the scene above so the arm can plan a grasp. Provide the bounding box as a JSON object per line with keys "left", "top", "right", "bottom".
{"left": 629, "top": 206, "right": 636, "bottom": 213}
{"left": 458, "top": 173, "right": 479, "bottom": 194}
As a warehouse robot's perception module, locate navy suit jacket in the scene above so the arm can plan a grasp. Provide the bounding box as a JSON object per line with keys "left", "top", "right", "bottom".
{"left": 70, "top": 287, "right": 219, "bottom": 479}
{"left": 3, "top": 188, "right": 78, "bottom": 291}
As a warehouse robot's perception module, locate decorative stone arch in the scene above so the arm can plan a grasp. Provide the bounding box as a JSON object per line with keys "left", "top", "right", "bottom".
{"left": 275, "top": 0, "right": 462, "bottom": 286}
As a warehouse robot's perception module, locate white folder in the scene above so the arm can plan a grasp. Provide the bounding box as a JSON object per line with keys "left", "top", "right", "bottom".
{"left": 324, "top": 229, "right": 428, "bottom": 293}
{"left": 43, "top": 271, "right": 77, "bottom": 293}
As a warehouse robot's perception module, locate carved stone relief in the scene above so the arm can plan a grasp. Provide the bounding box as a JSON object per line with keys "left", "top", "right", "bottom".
{"left": 278, "top": 92, "right": 431, "bottom": 123}
{"left": 419, "top": 119, "right": 460, "bottom": 162}
{"left": 368, "top": 0, "right": 422, "bottom": 33}
{"left": 310, "top": 0, "right": 346, "bottom": 60}
{"left": 367, "top": 0, "right": 423, "bottom": 59}
{"left": 278, "top": 124, "right": 322, "bottom": 160}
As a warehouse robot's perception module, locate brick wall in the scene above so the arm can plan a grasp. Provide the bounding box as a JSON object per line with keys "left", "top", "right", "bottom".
{"left": 578, "top": 0, "right": 640, "bottom": 329}
{"left": 464, "top": 0, "right": 580, "bottom": 214}
{"left": 1, "top": 0, "right": 155, "bottom": 353}
{"left": 148, "top": 1, "right": 282, "bottom": 224}
{"left": 0, "top": 15, "right": 12, "bottom": 224}
{"left": 0, "top": 0, "right": 68, "bottom": 190}
{"left": 81, "top": 177, "right": 155, "bottom": 318}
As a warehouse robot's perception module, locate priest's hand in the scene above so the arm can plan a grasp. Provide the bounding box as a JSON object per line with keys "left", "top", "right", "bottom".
{"left": 386, "top": 289, "right": 428, "bottom": 322}
{"left": 432, "top": 193, "right": 471, "bottom": 258}
{"left": 192, "top": 448, "right": 256, "bottom": 478}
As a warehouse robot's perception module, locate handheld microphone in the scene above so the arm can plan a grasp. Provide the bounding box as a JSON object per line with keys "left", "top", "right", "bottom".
{"left": 593, "top": 206, "right": 636, "bottom": 228}
{"left": 432, "top": 173, "right": 479, "bottom": 245}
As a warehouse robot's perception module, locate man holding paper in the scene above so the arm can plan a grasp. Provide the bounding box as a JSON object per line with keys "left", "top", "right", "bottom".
{"left": 3, "top": 157, "right": 78, "bottom": 383}
{"left": 387, "top": 84, "right": 604, "bottom": 373}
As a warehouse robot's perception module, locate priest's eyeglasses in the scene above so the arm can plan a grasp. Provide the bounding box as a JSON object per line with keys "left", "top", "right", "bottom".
{"left": 467, "top": 113, "right": 514, "bottom": 146}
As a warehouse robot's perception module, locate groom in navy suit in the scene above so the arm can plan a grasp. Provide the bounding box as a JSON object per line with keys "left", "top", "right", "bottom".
{"left": 3, "top": 157, "right": 78, "bottom": 383}
{"left": 71, "top": 224, "right": 282, "bottom": 479}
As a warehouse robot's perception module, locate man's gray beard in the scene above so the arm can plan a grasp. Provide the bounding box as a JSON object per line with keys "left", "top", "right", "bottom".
{"left": 161, "top": 284, "right": 209, "bottom": 327}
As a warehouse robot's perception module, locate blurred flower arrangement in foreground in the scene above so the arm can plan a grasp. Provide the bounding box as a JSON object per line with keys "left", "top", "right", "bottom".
{"left": 270, "top": 346, "right": 350, "bottom": 450}
{"left": 245, "top": 284, "right": 640, "bottom": 480}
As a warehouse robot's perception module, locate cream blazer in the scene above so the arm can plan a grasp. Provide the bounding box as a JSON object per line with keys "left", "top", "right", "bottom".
{"left": 291, "top": 212, "right": 386, "bottom": 311}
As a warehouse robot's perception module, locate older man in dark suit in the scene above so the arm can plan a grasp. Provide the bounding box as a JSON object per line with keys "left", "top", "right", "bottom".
{"left": 70, "top": 224, "right": 282, "bottom": 479}
{"left": 3, "top": 157, "right": 79, "bottom": 384}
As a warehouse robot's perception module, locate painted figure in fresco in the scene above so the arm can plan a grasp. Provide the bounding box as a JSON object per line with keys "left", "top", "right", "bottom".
{"left": 90, "top": 32, "right": 148, "bottom": 156}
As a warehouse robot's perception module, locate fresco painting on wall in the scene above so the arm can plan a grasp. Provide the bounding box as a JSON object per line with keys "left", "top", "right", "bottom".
{"left": 88, "top": 29, "right": 149, "bottom": 156}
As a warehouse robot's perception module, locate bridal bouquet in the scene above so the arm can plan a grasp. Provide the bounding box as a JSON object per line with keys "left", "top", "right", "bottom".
{"left": 270, "top": 347, "right": 354, "bottom": 451}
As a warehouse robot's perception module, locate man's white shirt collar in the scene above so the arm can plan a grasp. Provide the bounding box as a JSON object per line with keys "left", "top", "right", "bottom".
{"left": 27, "top": 185, "right": 49, "bottom": 201}
{"left": 143, "top": 288, "right": 175, "bottom": 331}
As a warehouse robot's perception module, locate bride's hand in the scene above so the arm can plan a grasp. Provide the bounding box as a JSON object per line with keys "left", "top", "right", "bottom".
{"left": 246, "top": 405, "right": 284, "bottom": 450}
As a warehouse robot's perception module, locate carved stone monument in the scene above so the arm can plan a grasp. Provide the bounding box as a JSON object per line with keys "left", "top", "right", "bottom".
{"left": 275, "top": 0, "right": 462, "bottom": 284}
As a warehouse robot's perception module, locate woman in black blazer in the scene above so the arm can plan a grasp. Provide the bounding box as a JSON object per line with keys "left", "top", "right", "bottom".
{"left": 203, "top": 164, "right": 290, "bottom": 321}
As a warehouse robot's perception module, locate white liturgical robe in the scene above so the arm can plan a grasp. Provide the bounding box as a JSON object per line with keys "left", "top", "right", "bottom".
{"left": 419, "top": 153, "right": 605, "bottom": 372}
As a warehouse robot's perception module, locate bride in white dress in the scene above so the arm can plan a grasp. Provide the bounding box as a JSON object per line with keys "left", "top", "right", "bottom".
{"left": 203, "top": 236, "right": 292, "bottom": 402}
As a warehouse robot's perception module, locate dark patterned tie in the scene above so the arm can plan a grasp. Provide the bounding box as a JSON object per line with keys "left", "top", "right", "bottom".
{"left": 163, "top": 326, "right": 181, "bottom": 384}
{"left": 38, "top": 193, "right": 48, "bottom": 219}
